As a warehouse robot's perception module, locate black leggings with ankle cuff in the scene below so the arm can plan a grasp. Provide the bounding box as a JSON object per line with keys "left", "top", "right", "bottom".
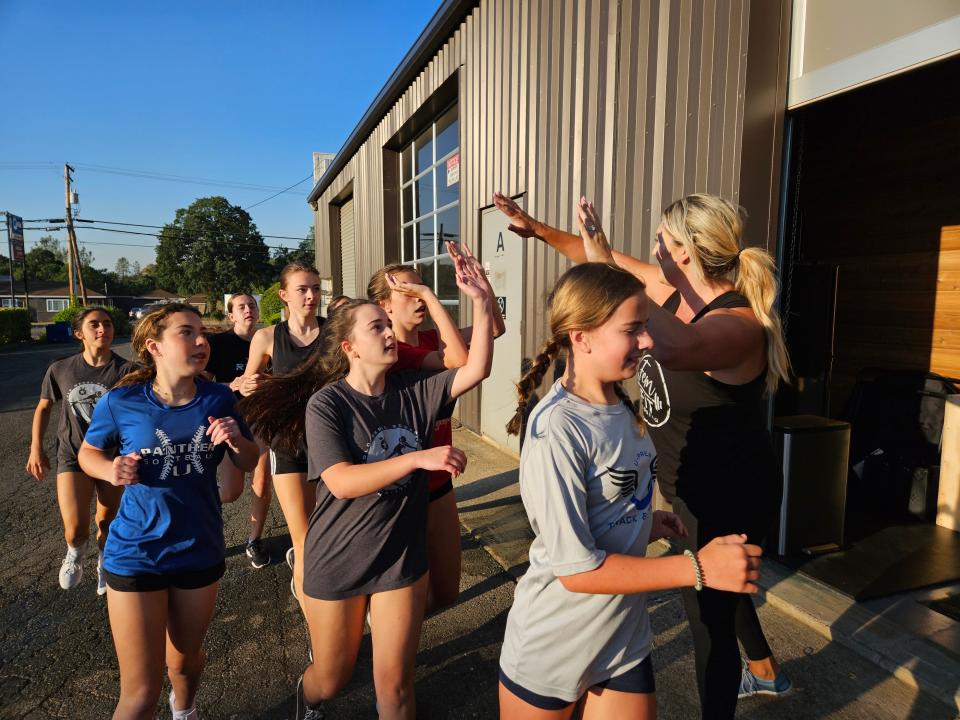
{"left": 672, "top": 496, "right": 774, "bottom": 720}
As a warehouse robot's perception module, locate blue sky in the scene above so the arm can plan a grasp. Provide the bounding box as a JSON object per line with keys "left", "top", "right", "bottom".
{"left": 0, "top": 0, "right": 442, "bottom": 273}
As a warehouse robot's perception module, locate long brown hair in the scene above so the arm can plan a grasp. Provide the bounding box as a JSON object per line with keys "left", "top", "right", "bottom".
{"left": 239, "top": 299, "right": 374, "bottom": 453}
{"left": 506, "top": 263, "right": 646, "bottom": 436}
{"left": 661, "top": 194, "right": 791, "bottom": 392}
{"left": 115, "top": 303, "right": 202, "bottom": 388}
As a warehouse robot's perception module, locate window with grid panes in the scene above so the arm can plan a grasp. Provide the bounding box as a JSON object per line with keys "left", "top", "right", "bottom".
{"left": 399, "top": 105, "right": 460, "bottom": 324}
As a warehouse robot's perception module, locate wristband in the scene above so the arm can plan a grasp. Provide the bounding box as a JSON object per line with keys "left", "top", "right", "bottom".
{"left": 684, "top": 549, "right": 704, "bottom": 591}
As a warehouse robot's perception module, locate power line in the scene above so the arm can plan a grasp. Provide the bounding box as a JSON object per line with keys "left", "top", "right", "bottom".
{"left": 244, "top": 173, "right": 314, "bottom": 210}
{"left": 0, "top": 161, "right": 309, "bottom": 195}
{"left": 23, "top": 219, "right": 309, "bottom": 241}
{"left": 22, "top": 227, "right": 301, "bottom": 253}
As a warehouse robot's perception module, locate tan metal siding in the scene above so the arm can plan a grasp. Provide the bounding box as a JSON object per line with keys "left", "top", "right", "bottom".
{"left": 315, "top": 0, "right": 789, "bottom": 416}
{"left": 340, "top": 198, "right": 357, "bottom": 297}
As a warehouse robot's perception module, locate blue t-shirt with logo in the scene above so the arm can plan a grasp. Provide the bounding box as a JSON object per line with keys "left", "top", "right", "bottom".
{"left": 85, "top": 380, "right": 252, "bottom": 576}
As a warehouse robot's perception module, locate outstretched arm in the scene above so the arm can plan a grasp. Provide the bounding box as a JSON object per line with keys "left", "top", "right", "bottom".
{"left": 449, "top": 251, "right": 494, "bottom": 399}
{"left": 493, "top": 192, "right": 675, "bottom": 305}
{"left": 447, "top": 241, "right": 506, "bottom": 341}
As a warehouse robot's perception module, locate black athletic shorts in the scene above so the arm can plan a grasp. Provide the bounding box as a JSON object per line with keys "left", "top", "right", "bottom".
{"left": 104, "top": 560, "right": 226, "bottom": 593}
{"left": 499, "top": 655, "right": 655, "bottom": 710}
{"left": 269, "top": 447, "right": 308, "bottom": 475}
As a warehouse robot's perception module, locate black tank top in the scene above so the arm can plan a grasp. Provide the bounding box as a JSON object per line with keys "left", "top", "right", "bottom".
{"left": 272, "top": 319, "right": 322, "bottom": 376}
{"left": 639, "top": 291, "right": 779, "bottom": 517}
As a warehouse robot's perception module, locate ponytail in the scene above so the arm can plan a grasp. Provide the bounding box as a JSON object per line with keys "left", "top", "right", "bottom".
{"left": 735, "top": 248, "right": 791, "bottom": 392}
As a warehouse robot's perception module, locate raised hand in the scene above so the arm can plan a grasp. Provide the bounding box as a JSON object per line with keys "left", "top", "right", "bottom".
{"left": 576, "top": 197, "right": 615, "bottom": 264}
{"left": 26, "top": 448, "right": 51, "bottom": 481}
{"left": 696, "top": 534, "right": 763, "bottom": 594}
{"left": 493, "top": 191, "right": 541, "bottom": 239}
{"left": 417, "top": 445, "right": 468, "bottom": 478}
{"left": 386, "top": 272, "right": 434, "bottom": 300}
{"left": 207, "top": 415, "right": 243, "bottom": 453}
{"left": 110, "top": 453, "right": 142, "bottom": 486}
{"left": 451, "top": 243, "right": 491, "bottom": 302}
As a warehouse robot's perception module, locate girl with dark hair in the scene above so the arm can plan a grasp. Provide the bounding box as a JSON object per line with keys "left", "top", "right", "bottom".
{"left": 366, "top": 241, "right": 504, "bottom": 612}
{"left": 26, "top": 306, "right": 136, "bottom": 595}
{"left": 494, "top": 191, "right": 792, "bottom": 718}
{"left": 241, "top": 256, "right": 495, "bottom": 720}
{"left": 78, "top": 303, "right": 259, "bottom": 720}
{"left": 498, "top": 261, "right": 761, "bottom": 720}
{"left": 239, "top": 263, "right": 323, "bottom": 599}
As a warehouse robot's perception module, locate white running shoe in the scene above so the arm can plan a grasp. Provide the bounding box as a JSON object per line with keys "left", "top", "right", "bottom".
{"left": 286, "top": 546, "right": 295, "bottom": 570}
{"left": 96, "top": 552, "right": 107, "bottom": 596}
{"left": 59, "top": 546, "right": 84, "bottom": 590}
{"left": 169, "top": 690, "right": 200, "bottom": 720}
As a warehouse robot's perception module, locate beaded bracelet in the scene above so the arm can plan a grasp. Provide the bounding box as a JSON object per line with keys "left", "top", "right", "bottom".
{"left": 683, "top": 549, "right": 704, "bottom": 591}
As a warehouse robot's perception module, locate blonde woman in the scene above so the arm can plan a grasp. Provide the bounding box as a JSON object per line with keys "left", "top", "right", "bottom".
{"left": 494, "top": 192, "right": 792, "bottom": 719}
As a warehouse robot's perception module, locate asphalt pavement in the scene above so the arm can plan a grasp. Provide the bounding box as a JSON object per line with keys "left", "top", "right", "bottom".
{"left": 0, "top": 340, "right": 956, "bottom": 719}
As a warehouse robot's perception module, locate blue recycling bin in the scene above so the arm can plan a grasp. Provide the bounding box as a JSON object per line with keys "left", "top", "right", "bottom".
{"left": 46, "top": 321, "right": 72, "bottom": 343}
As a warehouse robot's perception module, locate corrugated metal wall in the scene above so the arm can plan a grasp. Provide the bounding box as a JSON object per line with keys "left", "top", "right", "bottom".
{"left": 315, "top": 0, "right": 790, "bottom": 422}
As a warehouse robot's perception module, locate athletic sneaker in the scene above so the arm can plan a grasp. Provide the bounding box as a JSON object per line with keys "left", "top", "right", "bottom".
{"left": 738, "top": 661, "right": 792, "bottom": 698}
{"left": 96, "top": 552, "right": 108, "bottom": 596}
{"left": 245, "top": 538, "right": 271, "bottom": 569}
{"left": 59, "top": 546, "right": 84, "bottom": 590}
{"left": 296, "top": 674, "right": 325, "bottom": 719}
{"left": 286, "top": 546, "right": 295, "bottom": 570}
{"left": 168, "top": 690, "right": 200, "bottom": 719}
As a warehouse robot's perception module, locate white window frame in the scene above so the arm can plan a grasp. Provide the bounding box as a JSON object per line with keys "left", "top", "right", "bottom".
{"left": 399, "top": 104, "right": 459, "bottom": 312}
{"left": 1, "top": 297, "right": 25, "bottom": 308}
{"left": 46, "top": 299, "right": 69, "bottom": 313}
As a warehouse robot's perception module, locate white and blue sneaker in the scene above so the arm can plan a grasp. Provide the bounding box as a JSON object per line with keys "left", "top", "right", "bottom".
{"left": 738, "top": 661, "right": 792, "bottom": 698}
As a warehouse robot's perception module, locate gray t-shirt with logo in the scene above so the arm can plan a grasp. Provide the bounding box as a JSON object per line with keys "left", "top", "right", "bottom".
{"left": 500, "top": 380, "right": 658, "bottom": 702}
{"left": 303, "top": 369, "right": 457, "bottom": 600}
{"left": 40, "top": 352, "right": 136, "bottom": 471}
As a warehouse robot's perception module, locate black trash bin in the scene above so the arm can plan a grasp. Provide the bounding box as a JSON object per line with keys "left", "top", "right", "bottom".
{"left": 773, "top": 415, "right": 850, "bottom": 556}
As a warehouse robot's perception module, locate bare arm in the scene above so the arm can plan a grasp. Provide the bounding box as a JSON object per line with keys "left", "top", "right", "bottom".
{"left": 321, "top": 445, "right": 466, "bottom": 499}
{"left": 239, "top": 326, "right": 274, "bottom": 396}
{"left": 449, "top": 256, "right": 495, "bottom": 399}
{"left": 26, "top": 399, "right": 53, "bottom": 481}
{"left": 560, "top": 534, "right": 761, "bottom": 595}
{"left": 647, "top": 302, "right": 765, "bottom": 372}
{"left": 78, "top": 442, "right": 141, "bottom": 486}
{"left": 447, "top": 241, "right": 507, "bottom": 343}
{"left": 492, "top": 192, "right": 675, "bottom": 305}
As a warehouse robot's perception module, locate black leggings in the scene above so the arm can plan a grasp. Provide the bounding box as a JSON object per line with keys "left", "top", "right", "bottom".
{"left": 673, "top": 496, "right": 774, "bottom": 720}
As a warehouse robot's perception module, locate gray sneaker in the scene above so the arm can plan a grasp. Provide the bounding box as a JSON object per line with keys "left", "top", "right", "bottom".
{"left": 738, "top": 660, "right": 792, "bottom": 698}
{"left": 59, "top": 547, "right": 84, "bottom": 590}
{"left": 296, "top": 674, "right": 325, "bottom": 719}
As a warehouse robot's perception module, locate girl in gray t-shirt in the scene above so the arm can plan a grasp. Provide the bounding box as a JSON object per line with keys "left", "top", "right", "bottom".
{"left": 499, "top": 263, "right": 763, "bottom": 718}
{"left": 239, "top": 256, "right": 496, "bottom": 719}
{"left": 26, "top": 307, "right": 136, "bottom": 596}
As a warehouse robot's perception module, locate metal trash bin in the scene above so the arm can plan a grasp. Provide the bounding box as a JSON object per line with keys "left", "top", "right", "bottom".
{"left": 773, "top": 415, "right": 850, "bottom": 556}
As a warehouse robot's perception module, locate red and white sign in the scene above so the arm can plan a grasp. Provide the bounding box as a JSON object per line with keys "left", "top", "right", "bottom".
{"left": 446, "top": 153, "right": 460, "bottom": 187}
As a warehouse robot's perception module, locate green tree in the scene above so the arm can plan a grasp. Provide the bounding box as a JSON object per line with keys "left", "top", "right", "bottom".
{"left": 270, "top": 225, "right": 315, "bottom": 272}
{"left": 115, "top": 257, "right": 131, "bottom": 279}
{"left": 155, "top": 196, "right": 271, "bottom": 301}
{"left": 22, "top": 247, "right": 65, "bottom": 281}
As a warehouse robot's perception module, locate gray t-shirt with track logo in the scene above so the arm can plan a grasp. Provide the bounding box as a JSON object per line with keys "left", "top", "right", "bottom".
{"left": 40, "top": 352, "right": 136, "bottom": 470}
{"left": 500, "top": 380, "right": 657, "bottom": 702}
{"left": 303, "top": 369, "right": 457, "bottom": 599}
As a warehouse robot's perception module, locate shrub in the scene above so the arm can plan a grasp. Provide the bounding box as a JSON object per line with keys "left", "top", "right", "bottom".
{"left": 259, "top": 282, "right": 283, "bottom": 320}
{"left": 210, "top": 309, "right": 225, "bottom": 321}
{"left": 51, "top": 303, "right": 131, "bottom": 337}
{"left": 0, "top": 308, "right": 31, "bottom": 344}
{"left": 263, "top": 312, "right": 282, "bottom": 326}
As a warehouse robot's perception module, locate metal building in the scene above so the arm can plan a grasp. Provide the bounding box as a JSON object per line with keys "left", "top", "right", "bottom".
{"left": 307, "top": 0, "right": 791, "bottom": 452}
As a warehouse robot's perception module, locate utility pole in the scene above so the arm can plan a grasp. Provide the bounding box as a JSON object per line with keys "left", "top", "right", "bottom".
{"left": 64, "top": 163, "right": 88, "bottom": 305}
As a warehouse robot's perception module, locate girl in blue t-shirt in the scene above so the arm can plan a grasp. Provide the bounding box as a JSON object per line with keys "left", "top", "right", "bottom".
{"left": 79, "top": 303, "right": 259, "bottom": 720}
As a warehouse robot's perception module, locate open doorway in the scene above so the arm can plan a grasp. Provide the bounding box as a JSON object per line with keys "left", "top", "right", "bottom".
{"left": 775, "top": 55, "right": 960, "bottom": 602}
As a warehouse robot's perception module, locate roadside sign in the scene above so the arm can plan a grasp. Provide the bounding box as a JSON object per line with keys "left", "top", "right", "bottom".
{"left": 6, "top": 214, "right": 24, "bottom": 262}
